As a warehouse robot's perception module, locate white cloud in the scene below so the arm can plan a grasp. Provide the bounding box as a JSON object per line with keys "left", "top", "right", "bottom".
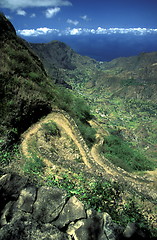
{"left": 17, "top": 27, "right": 59, "bottom": 36}
{"left": 67, "top": 19, "right": 79, "bottom": 26}
{"left": 68, "top": 28, "right": 82, "bottom": 35}
{"left": 30, "top": 13, "right": 36, "bottom": 18}
{"left": 0, "top": 0, "right": 72, "bottom": 10}
{"left": 93, "top": 27, "right": 157, "bottom": 35}
{"left": 17, "top": 27, "right": 157, "bottom": 37}
{"left": 16, "top": 9, "right": 27, "bottom": 16}
{"left": 45, "top": 7, "right": 60, "bottom": 18}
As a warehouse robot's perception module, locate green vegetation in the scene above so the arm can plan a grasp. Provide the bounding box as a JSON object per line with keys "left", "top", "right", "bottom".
{"left": 125, "top": 99, "right": 157, "bottom": 118}
{"left": 28, "top": 72, "right": 42, "bottom": 82}
{"left": 121, "top": 78, "right": 142, "bottom": 86}
{"left": 76, "top": 120, "right": 96, "bottom": 148}
{"left": 100, "top": 131, "right": 156, "bottom": 172}
{"left": 23, "top": 154, "right": 45, "bottom": 176}
{"left": 0, "top": 142, "right": 19, "bottom": 166}
{"left": 46, "top": 173, "right": 123, "bottom": 215}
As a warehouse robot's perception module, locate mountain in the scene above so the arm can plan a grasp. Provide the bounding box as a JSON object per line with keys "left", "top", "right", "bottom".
{"left": 31, "top": 41, "right": 157, "bottom": 159}
{"left": 0, "top": 14, "right": 157, "bottom": 238}
{"left": 29, "top": 41, "right": 97, "bottom": 88}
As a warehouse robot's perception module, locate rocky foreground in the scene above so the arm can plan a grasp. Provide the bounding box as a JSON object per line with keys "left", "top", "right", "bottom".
{"left": 0, "top": 171, "right": 154, "bottom": 240}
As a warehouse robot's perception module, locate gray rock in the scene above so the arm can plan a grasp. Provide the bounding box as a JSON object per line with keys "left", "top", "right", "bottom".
{"left": 54, "top": 195, "right": 86, "bottom": 228}
{"left": 0, "top": 215, "right": 69, "bottom": 240}
{"left": 0, "top": 173, "right": 123, "bottom": 240}
{"left": 30, "top": 223, "right": 69, "bottom": 240}
{"left": 0, "top": 201, "right": 15, "bottom": 226}
{"left": 33, "top": 186, "right": 67, "bottom": 223}
{"left": 0, "top": 185, "right": 36, "bottom": 227}
{"left": 103, "top": 212, "right": 116, "bottom": 240}
{"left": 67, "top": 209, "right": 106, "bottom": 240}
{"left": 0, "top": 173, "right": 28, "bottom": 199}
{"left": 15, "top": 186, "right": 37, "bottom": 213}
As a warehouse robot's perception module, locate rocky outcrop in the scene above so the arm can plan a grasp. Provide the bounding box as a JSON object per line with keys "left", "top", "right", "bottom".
{"left": 0, "top": 172, "right": 152, "bottom": 240}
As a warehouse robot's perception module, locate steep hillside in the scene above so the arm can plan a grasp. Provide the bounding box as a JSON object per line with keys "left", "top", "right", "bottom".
{"left": 0, "top": 14, "right": 95, "bottom": 151}
{"left": 0, "top": 13, "right": 51, "bottom": 147}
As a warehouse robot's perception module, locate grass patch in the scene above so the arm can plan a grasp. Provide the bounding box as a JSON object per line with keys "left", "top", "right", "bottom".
{"left": 45, "top": 172, "right": 124, "bottom": 216}
{"left": 100, "top": 131, "right": 156, "bottom": 172}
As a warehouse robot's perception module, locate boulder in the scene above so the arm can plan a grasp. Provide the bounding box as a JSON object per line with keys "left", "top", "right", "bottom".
{"left": 123, "top": 222, "right": 137, "bottom": 238}
{"left": 122, "top": 222, "right": 150, "bottom": 239}
{"left": 0, "top": 173, "right": 28, "bottom": 212}
{"left": 67, "top": 209, "right": 107, "bottom": 240}
{"left": 33, "top": 186, "right": 67, "bottom": 223}
{"left": 54, "top": 195, "right": 86, "bottom": 228}
{"left": 15, "top": 186, "right": 37, "bottom": 213}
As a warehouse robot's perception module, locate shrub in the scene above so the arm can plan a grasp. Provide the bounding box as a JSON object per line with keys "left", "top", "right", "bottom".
{"left": 42, "top": 121, "right": 60, "bottom": 136}
{"left": 0, "top": 143, "right": 19, "bottom": 165}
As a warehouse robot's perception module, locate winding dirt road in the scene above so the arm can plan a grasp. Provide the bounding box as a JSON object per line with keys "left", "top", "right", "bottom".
{"left": 21, "top": 110, "right": 157, "bottom": 203}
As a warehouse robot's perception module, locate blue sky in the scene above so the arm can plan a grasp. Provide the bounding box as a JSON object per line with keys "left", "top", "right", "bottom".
{"left": 1, "top": 0, "right": 157, "bottom": 61}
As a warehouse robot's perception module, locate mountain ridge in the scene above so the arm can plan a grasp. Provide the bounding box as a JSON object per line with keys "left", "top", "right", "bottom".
{"left": 30, "top": 40, "right": 157, "bottom": 101}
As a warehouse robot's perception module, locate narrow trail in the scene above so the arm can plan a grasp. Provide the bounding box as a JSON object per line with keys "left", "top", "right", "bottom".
{"left": 21, "top": 110, "right": 157, "bottom": 202}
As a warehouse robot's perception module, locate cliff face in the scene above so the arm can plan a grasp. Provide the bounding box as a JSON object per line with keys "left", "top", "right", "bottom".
{"left": 30, "top": 41, "right": 76, "bottom": 88}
